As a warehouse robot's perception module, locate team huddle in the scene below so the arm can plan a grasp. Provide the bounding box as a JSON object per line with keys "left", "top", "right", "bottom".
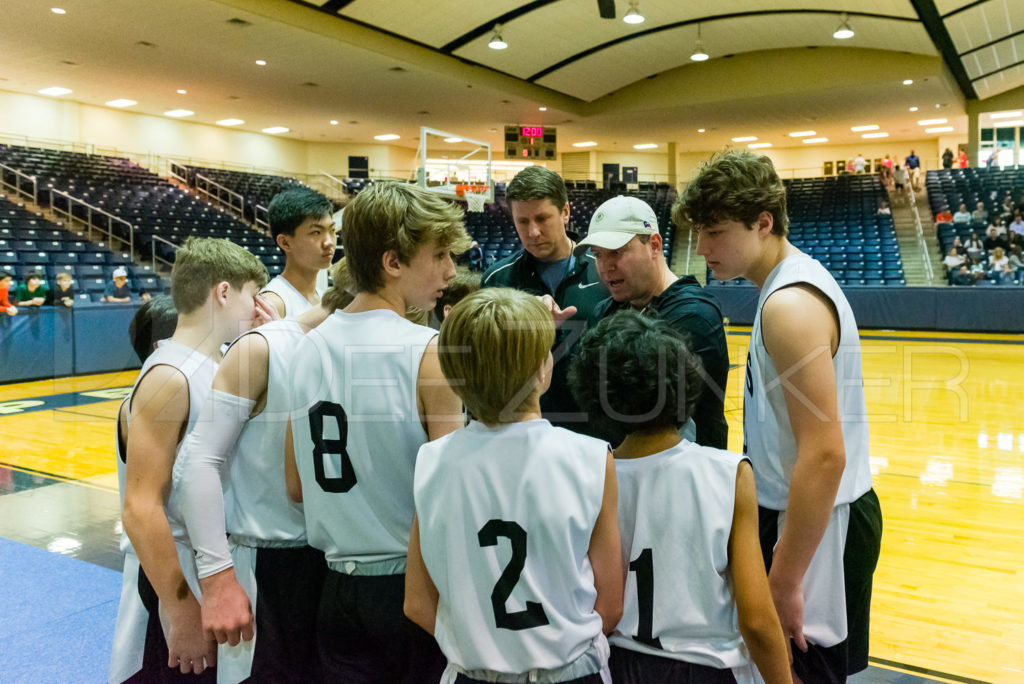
{"left": 109, "top": 150, "right": 882, "bottom": 684}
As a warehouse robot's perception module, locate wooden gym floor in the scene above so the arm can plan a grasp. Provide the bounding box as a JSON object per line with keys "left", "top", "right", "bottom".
{"left": 0, "top": 328, "right": 1021, "bottom": 683}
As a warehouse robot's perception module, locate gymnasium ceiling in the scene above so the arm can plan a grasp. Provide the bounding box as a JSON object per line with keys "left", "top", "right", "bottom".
{"left": 0, "top": 0, "right": 1022, "bottom": 154}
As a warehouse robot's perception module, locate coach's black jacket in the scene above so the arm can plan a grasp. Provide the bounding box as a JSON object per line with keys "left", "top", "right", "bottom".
{"left": 481, "top": 237, "right": 608, "bottom": 430}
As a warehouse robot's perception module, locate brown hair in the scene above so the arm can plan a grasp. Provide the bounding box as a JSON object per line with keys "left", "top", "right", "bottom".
{"left": 171, "top": 237, "right": 268, "bottom": 314}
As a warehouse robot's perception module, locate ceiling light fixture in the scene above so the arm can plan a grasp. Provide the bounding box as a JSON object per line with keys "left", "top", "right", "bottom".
{"left": 164, "top": 109, "right": 194, "bottom": 117}
{"left": 731, "top": 136, "right": 757, "bottom": 142}
{"left": 862, "top": 132, "right": 889, "bottom": 138}
{"left": 330, "top": 120, "right": 339, "bottom": 125}
{"left": 833, "top": 13, "right": 854, "bottom": 40}
{"left": 851, "top": 124, "right": 879, "bottom": 132}
{"left": 51, "top": 8, "right": 66, "bottom": 14}
{"left": 38, "top": 86, "right": 72, "bottom": 96}
{"left": 697, "top": 128, "right": 706, "bottom": 133}
{"left": 217, "top": 119, "right": 245, "bottom": 126}
{"left": 255, "top": 59, "right": 267, "bottom": 66}
{"left": 105, "top": 99, "right": 137, "bottom": 108}
{"left": 909, "top": 106, "right": 918, "bottom": 112}
{"left": 623, "top": 0, "right": 645, "bottom": 24}
{"left": 262, "top": 126, "right": 289, "bottom": 134}
{"left": 690, "top": 23, "right": 709, "bottom": 62}
{"left": 177, "top": 89, "right": 187, "bottom": 94}
{"left": 374, "top": 134, "right": 401, "bottom": 141}
{"left": 633, "top": 143, "right": 658, "bottom": 149}
{"left": 749, "top": 142, "right": 772, "bottom": 149}
{"left": 925, "top": 126, "right": 954, "bottom": 133}
{"left": 990, "top": 111, "right": 1023, "bottom": 119}
{"left": 994, "top": 119, "right": 1024, "bottom": 127}
{"left": 902, "top": 79, "right": 913, "bottom": 85}
{"left": 487, "top": 25, "right": 507, "bottom": 50}
{"left": 789, "top": 130, "right": 816, "bottom": 137}
{"left": 572, "top": 141, "right": 598, "bottom": 147}
{"left": 917, "top": 118, "right": 947, "bottom": 125}
{"left": 538, "top": 106, "right": 547, "bottom": 111}
{"left": 444, "top": 137, "right": 463, "bottom": 143}
{"left": 803, "top": 138, "right": 829, "bottom": 143}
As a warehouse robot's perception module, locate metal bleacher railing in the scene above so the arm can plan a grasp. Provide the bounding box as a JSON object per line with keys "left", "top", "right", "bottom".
{"left": 49, "top": 187, "right": 135, "bottom": 259}
{"left": 0, "top": 162, "right": 38, "bottom": 204}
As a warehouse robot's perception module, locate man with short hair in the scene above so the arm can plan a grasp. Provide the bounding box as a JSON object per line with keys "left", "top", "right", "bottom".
{"left": 579, "top": 195, "right": 729, "bottom": 449}
{"left": 103, "top": 267, "right": 132, "bottom": 303}
{"left": 482, "top": 166, "right": 608, "bottom": 428}
{"left": 904, "top": 149, "right": 921, "bottom": 192}
{"left": 971, "top": 201, "right": 988, "bottom": 224}
{"left": 262, "top": 188, "right": 336, "bottom": 318}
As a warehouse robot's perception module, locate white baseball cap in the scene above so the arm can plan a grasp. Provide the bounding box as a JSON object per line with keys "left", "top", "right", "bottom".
{"left": 112, "top": 267, "right": 128, "bottom": 278}
{"left": 576, "top": 195, "right": 658, "bottom": 253}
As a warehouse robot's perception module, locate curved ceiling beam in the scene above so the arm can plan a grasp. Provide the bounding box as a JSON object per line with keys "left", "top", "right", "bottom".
{"left": 526, "top": 9, "right": 921, "bottom": 83}
{"left": 972, "top": 57, "right": 1024, "bottom": 83}
{"left": 441, "top": 0, "right": 560, "bottom": 53}
{"left": 940, "top": 0, "right": 990, "bottom": 19}
{"left": 910, "top": 0, "right": 978, "bottom": 99}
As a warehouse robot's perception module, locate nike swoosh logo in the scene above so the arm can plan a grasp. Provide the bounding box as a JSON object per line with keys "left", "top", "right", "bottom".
{"left": 578, "top": 282, "right": 601, "bottom": 289}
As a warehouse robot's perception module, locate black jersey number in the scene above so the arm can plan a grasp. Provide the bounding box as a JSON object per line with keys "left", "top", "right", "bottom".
{"left": 628, "top": 547, "right": 663, "bottom": 649}
{"left": 308, "top": 400, "right": 357, "bottom": 493}
{"left": 477, "top": 520, "right": 550, "bottom": 631}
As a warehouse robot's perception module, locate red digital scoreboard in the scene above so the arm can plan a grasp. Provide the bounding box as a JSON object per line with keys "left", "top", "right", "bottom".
{"left": 504, "top": 125, "right": 557, "bottom": 161}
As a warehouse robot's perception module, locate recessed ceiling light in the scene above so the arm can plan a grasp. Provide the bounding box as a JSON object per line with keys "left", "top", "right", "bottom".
{"left": 164, "top": 109, "right": 194, "bottom": 118}
{"left": 851, "top": 125, "right": 879, "bottom": 132}
{"left": 990, "top": 111, "right": 1023, "bottom": 119}
{"left": 177, "top": 89, "right": 187, "bottom": 94}
{"left": 994, "top": 119, "right": 1024, "bottom": 127}
{"left": 803, "top": 138, "right": 829, "bottom": 143}
{"left": 909, "top": 106, "right": 918, "bottom": 112}
{"left": 262, "top": 126, "right": 289, "bottom": 134}
{"left": 105, "top": 99, "right": 137, "bottom": 108}
{"left": 633, "top": 143, "right": 658, "bottom": 149}
{"left": 697, "top": 128, "right": 706, "bottom": 133}
{"left": 255, "top": 59, "right": 267, "bottom": 66}
{"left": 731, "top": 136, "right": 757, "bottom": 142}
{"left": 374, "top": 134, "right": 400, "bottom": 141}
{"left": 925, "top": 126, "right": 954, "bottom": 133}
{"left": 444, "top": 137, "right": 463, "bottom": 143}
{"left": 38, "top": 87, "right": 72, "bottom": 96}
{"left": 788, "top": 131, "right": 816, "bottom": 137}
{"left": 862, "top": 132, "right": 889, "bottom": 138}
{"left": 748, "top": 142, "right": 772, "bottom": 149}
{"left": 217, "top": 119, "right": 245, "bottom": 126}
{"left": 51, "top": 7, "right": 66, "bottom": 14}
{"left": 330, "top": 120, "right": 339, "bottom": 125}
{"left": 902, "top": 79, "right": 913, "bottom": 85}
{"left": 917, "top": 118, "right": 947, "bottom": 125}
{"left": 572, "top": 141, "right": 598, "bottom": 147}
{"left": 538, "top": 107, "right": 547, "bottom": 111}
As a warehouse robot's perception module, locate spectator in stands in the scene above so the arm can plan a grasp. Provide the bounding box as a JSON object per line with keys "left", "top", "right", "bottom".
{"left": 432, "top": 271, "right": 480, "bottom": 326}
{"left": 972, "top": 201, "right": 988, "bottom": 224}
{"left": 854, "top": 154, "right": 866, "bottom": 174}
{"left": 958, "top": 149, "right": 969, "bottom": 168}
{"left": 1009, "top": 211, "right": 1024, "bottom": 240}
{"left": 988, "top": 246, "right": 1009, "bottom": 273}
{"left": 14, "top": 271, "right": 48, "bottom": 307}
{"left": 965, "top": 232, "right": 984, "bottom": 261}
{"left": 262, "top": 187, "right": 336, "bottom": 319}
{"left": 999, "top": 195, "right": 1015, "bottom": 222}
{"left": 45, "top": 271, "right": 75, "bottom": 307}
{"left": 102, "top": 267, "right": 132, "bottom": 303}
{"left": 1008, "top": 245, "right": 1024, "bottom": 272}
{"left": 466, "top": 240, "right": 483, "bottom": 272}
{"left": 990, "top": 215, "right": 1007, "bottom": 237}
{"left": 0, "top": 270, "right": 17, "bottom": 316}
{"left": 877, "top": 200, "right": 891, "bottom": 215}
{"left": 986, "top": 150, "right": 998, "bottom": 169}
{"left": 880, "top": 154, "right": 894, "bottom": 192}
{"left": 481, "top": 165, "right": 608, "bottom": 430}
{"left": 950, "top": 264, "right": 975, "bottom": 286}
{"left": 943, "top": 248, "right": 964, "bottom": 277}
{"left": 934, "top": 205, "right": 953, "bottom": 224}
{"left": 942, "top": 148, "right": 954, "bottom": 170}
{"left": 579, "top": 195, "right": 729, "bottom": 450}
{"left": 893, "top": 164, "right": 908, "bottom": 204}
{"left": 953, "top": 203, "right": 971, "bottom": 225}
{"left": 951, "top": 235, "right": 967, "bottom": 256}
{"left": 969, "top": 257, "right": 987, "bottom": 280}
{"left": 905, "top": 149, "right": 922, "bottom": 191}
{"left": 983, "top": 226, "right": 1008, "bottom": 252}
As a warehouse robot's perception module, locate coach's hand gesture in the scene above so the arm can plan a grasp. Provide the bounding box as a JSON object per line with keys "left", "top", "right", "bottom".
{"left": 167, "top": 593, "right": 218, "bottom": 674}
{"left": 199, "top": 568, "right": 255, "bottom": 646}
{"left": 537, "top": 294, "right": 577, "bottom": 327}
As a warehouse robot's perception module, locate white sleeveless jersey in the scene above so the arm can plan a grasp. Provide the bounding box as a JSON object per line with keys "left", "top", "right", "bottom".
{"left": 223, "top": 320, "right": 308, "bottom": 543}
{"left": 610, "top": 442, "right": 752, "bottom": 673}
{"left": 415, "top": 419, "right": 608, "bottom": 674}
{"left": 261, "top": 274, "right": 322, "bottom": 319}
{"left": 116, "top": 340, "right": 218, "bottom": 553}
{"left": 288, "top": 309, "right": 436, "bottom": 564}
{"left": 744, "top": 253, "right": 872, "bottom": 510}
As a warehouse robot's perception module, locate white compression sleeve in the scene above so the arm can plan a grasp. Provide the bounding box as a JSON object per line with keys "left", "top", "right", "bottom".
{"left": 174, "top": 389, "right": 255, "bottom": 579}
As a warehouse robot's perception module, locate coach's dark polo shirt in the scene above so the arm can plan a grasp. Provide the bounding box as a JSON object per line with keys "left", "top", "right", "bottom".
{"left": 588, "top": 275, "right": 729, "bottom": 449}
{"left": 481, "top": 236, "right": 608, "bottom": 429}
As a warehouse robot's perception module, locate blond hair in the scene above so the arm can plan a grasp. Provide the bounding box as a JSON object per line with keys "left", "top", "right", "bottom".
{"left": 342, "top": 182, "right": 471, "bottom": 293}
{"left": 439, "top": 288, "right": 554, "bottom": 425}
{"left": 320, "top": 257, "right": 355, "bottom": 312}
{"left": 171, "top": 237, "right": 268, "bottom": 314}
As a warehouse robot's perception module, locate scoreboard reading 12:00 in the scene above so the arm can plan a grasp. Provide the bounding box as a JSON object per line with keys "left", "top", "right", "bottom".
{"left": 504, "top": 125, "right": 557, "bottom": 161}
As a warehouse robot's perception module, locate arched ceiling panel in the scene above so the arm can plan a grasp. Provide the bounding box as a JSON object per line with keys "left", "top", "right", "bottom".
{"left": 974, "top": 61, "right": 1024, "bottom": 99}
{"left": 339, "top": 0, "right": 528, "bottom": 49}
{"left": 944, "top": 0, "right": 1024, "bottom": 52}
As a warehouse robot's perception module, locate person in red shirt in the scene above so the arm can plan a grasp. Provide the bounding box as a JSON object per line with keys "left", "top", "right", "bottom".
{"left": 0, "top": 271, "right": 18, "bottom": 316}
{"left": 958, "top": 149, "right": 969, "bottom": 168}
{"left": 935, "top": 205, "right": 954, "bottom": 224}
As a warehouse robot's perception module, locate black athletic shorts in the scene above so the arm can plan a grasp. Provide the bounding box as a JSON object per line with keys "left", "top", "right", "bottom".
{"left": 316, "top": 570, "right": 445, "bottom": 683}
{"left": 609, "top": 645, "right": 737, "bottom": 683}
{"left": 759, "top": 488, "right": 883, "bottom": 681}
